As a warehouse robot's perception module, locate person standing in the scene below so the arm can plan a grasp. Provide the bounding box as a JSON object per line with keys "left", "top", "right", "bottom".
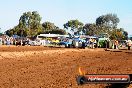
{"left": 114, "top": 40, "right": 118, "bottom": 49}
{"left": 127, "top": 40, "right": 132, "bottom": 50}
{"left": 114, "top": 40, "right": 116, "bottom": 49}
{"left": 92, "top": 38, "right": 95, "bottom": 49}
{"left": 81, "top": 41, "right": 85, "bottom": 49}
{"left": 89, "top": 38, "right": 92, "bottom": 48}
{"left": 6, "top": 38, "right": 10, "bottom": 45}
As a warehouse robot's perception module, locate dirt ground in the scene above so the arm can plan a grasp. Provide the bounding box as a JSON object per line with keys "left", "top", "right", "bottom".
{"left": 0, "top": 46, "right": 132, "bottom": 88}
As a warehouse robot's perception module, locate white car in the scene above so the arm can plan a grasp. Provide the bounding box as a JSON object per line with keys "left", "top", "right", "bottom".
{"left": 29, "top": 40, "right": 41, "bottom": 46}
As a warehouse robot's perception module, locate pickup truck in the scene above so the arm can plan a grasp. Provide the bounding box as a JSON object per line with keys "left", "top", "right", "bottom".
{"left": 59, "top": 39, "right": 73, "bottom": 48}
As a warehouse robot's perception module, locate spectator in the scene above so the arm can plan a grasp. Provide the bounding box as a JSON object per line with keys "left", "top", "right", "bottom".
{"left": 114, "top": 40, "right": 118, "bottom": 49}
{"left": 92, "top": 38, "right": 95, "bottom": 49}
{"left": 127, "top": 40, "right": 132, "bottom": 50}
{"left": 81, "top": 41, "right": 85, "bottom": 49}
{"left": 89, "top": 38, "right": 93, "bottom": 48}
{"left": 6, "top": 38, "right": 10, "bottom": 45}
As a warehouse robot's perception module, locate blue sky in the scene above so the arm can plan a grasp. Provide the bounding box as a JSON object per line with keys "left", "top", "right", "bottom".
{"left": 0, "top": 0, "right": 132, "bottom": 35}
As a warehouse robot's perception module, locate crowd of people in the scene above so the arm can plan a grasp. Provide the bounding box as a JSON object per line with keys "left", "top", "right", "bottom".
{"left": 113, "top": 39, "right": 132, "bottom": 50}
{"left": 0, "top": 34, "right": 132, "bottom": 50}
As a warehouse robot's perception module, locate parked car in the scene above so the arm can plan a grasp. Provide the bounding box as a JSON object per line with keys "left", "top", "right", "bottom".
{"left": 28, "top": 40, "right": 41, "bottom": 46}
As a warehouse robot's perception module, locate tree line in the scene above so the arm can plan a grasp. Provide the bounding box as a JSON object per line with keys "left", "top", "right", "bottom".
{"left": 5, "top": 11, "right": 128, "bottom": 40}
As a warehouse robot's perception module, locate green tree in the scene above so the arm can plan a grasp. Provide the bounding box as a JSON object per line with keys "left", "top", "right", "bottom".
{"left": 63, "top": 19, "right": 83, "bottom": 35}
{"left": 122, "top": 31, "right": 128, "bottom": 40}
{"left": 95, "top": 13, "right": 125, "bottom": 39}
{"left": 42, "top": 22, "right": 56, "bottom": 31}
{"left": 43, "top": 29, "right": 66, "bottom": 35}
{"left": 19, "top": 11, "right": 42, "bottom": 37}
{"left": 6, "top": 11, "right": 43, "bottom": 37}
{"left": 6, "top": 29, "right": 13, "bottom": 37}
{"left": 83, "top": 23, "right": 98, "bottom": 36}
{"left": 96, "top": 13, "right": 120, "bottom": 29}
{"left": 109, "top": 28, "right": 128, "bottom": 40}
{"left": 83, "top": 23, "right": 111, "bottom": 36}
{"left": 42, "top": 21, "right": 66, "bottom": 35}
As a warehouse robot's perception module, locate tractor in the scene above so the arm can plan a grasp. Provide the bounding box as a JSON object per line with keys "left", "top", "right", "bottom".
{"left": 98, "top": 33, "right": 112, "bottom": 48}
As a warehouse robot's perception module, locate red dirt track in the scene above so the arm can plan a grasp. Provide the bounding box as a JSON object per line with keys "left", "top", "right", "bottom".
{"left": 0, "top": 46, "right": 132, "bottom": 88}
